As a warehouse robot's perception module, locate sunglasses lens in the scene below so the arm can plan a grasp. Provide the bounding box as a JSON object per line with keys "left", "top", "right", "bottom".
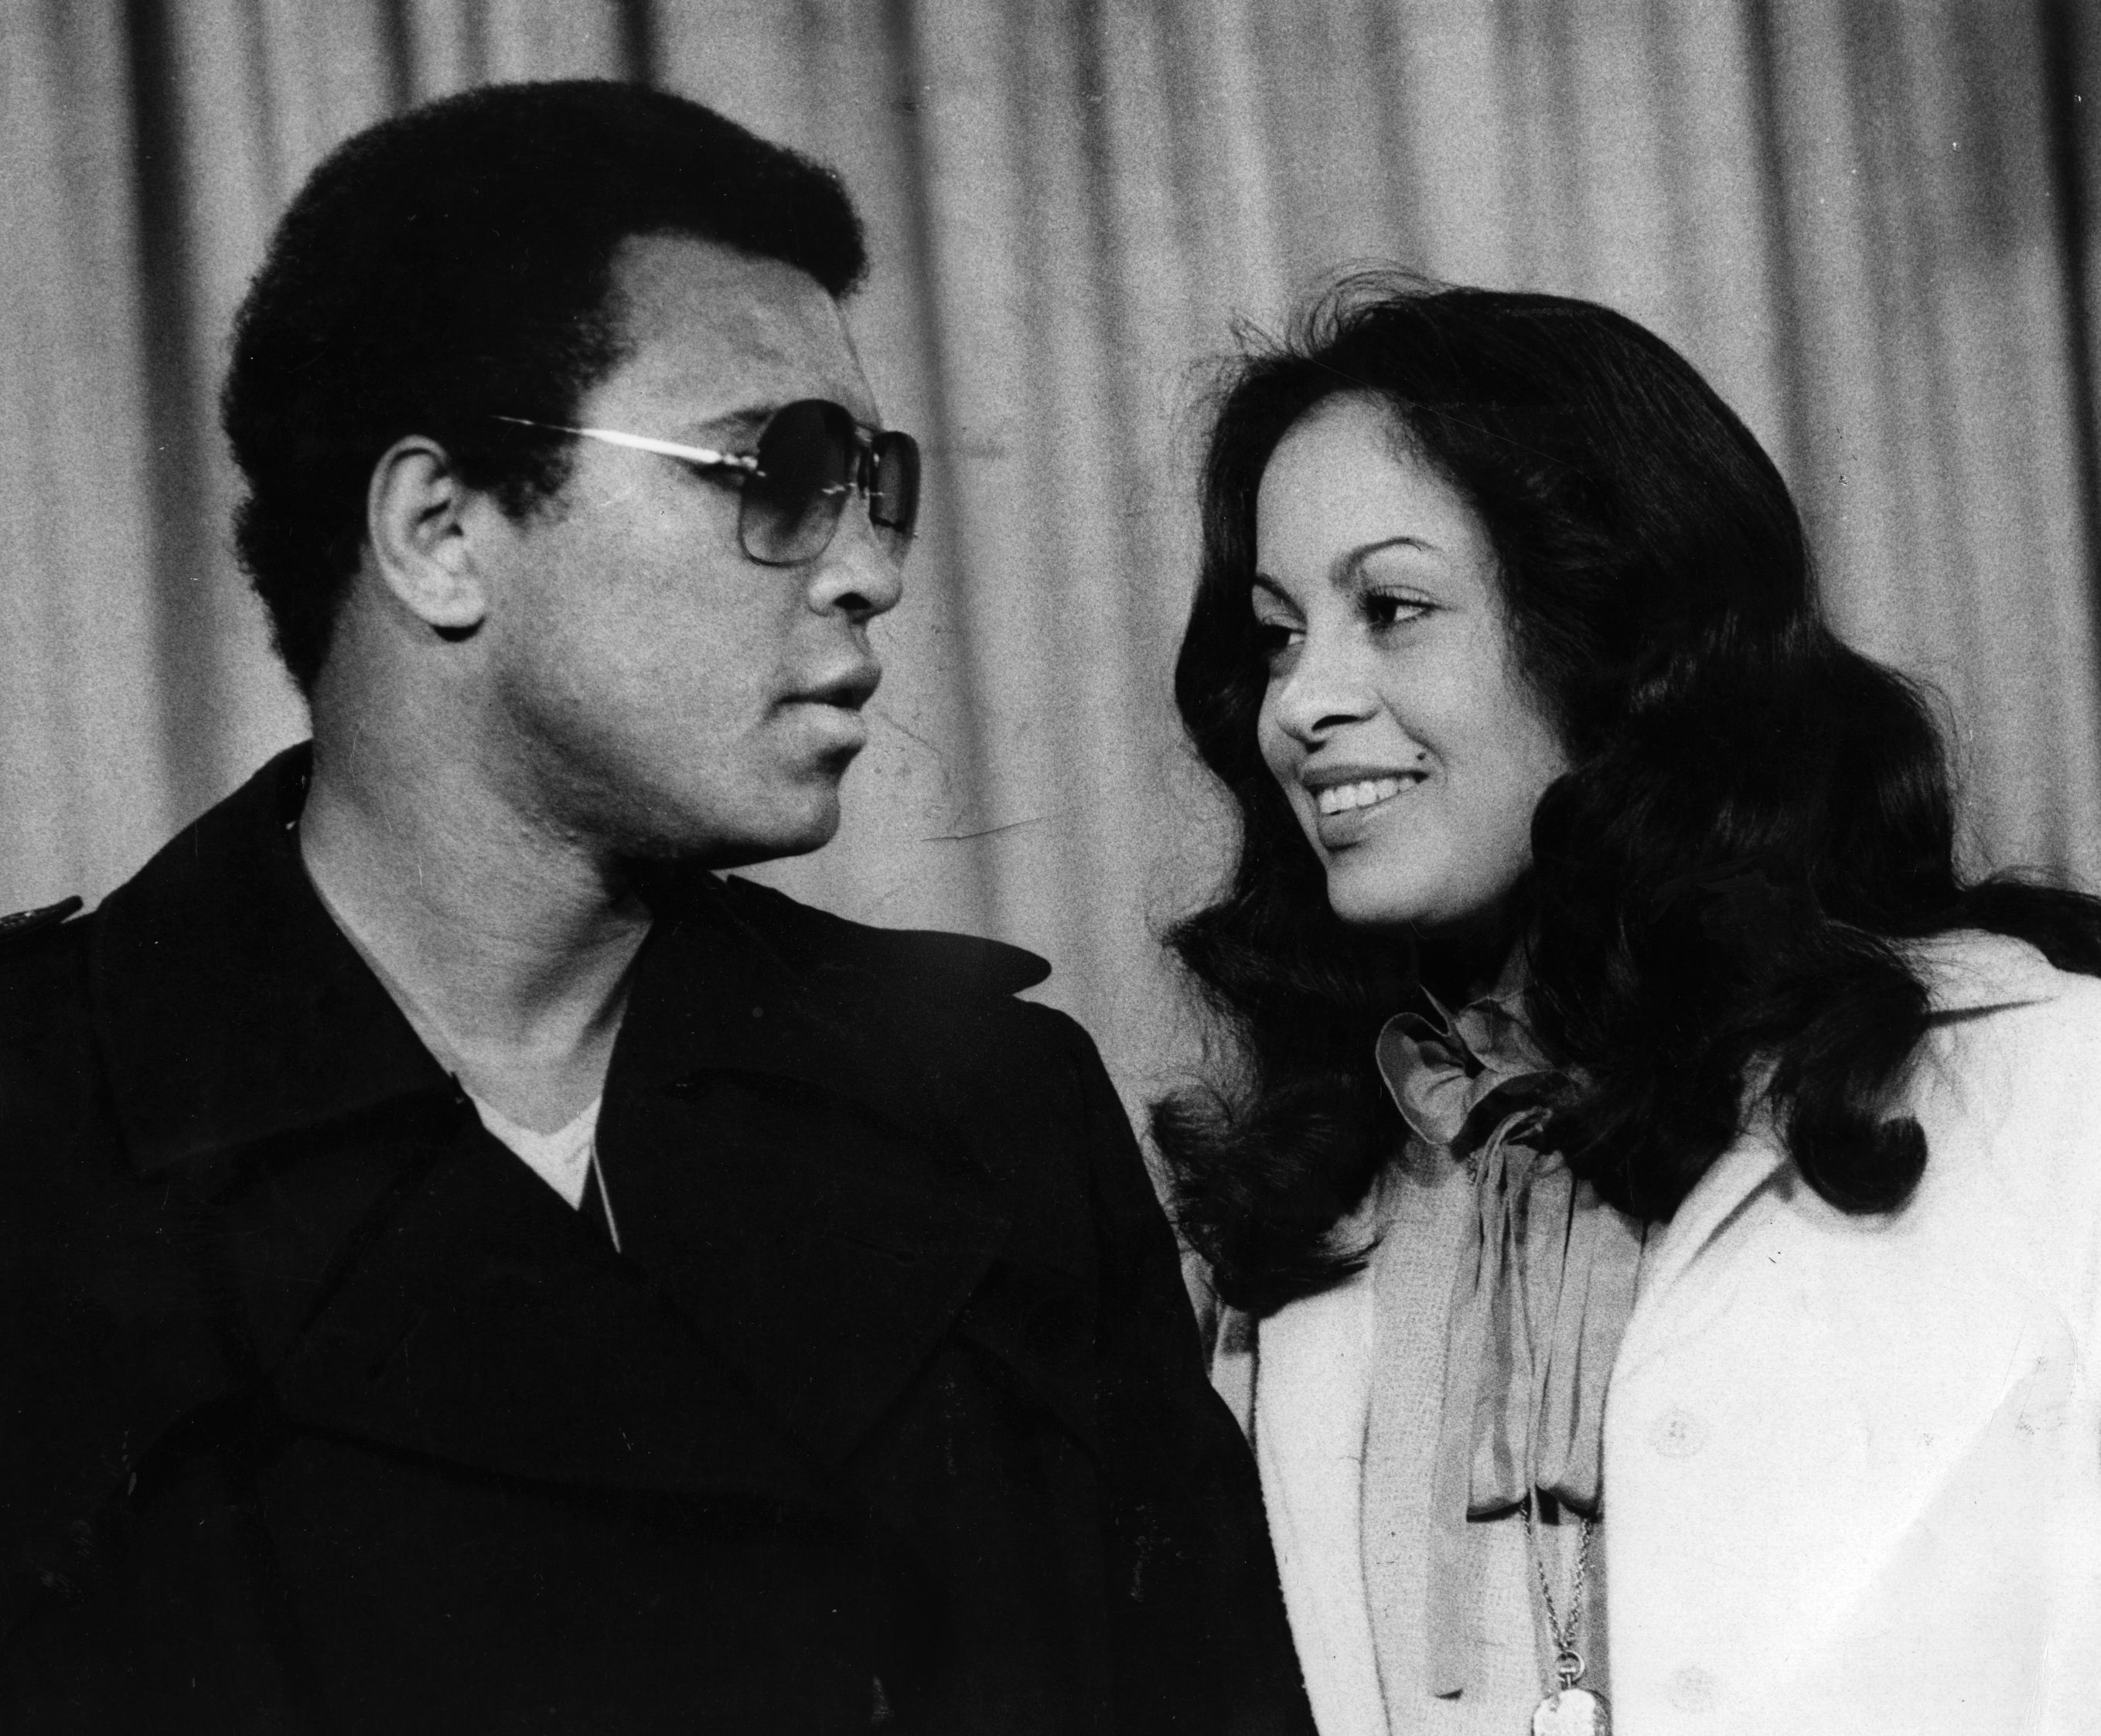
{"left": 740, "top": 401, "right": 854, "bottom": 564}
{"left": 868, "top": 432, "right": 921, "bottom": 558}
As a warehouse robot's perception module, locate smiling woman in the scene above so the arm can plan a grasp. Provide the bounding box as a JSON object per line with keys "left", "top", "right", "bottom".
{"left": 1155, "top": 275, "right": 2101, "bottom": 1734}
{"left": 1249, "top": 394, "right": 1567, "bottom": 941}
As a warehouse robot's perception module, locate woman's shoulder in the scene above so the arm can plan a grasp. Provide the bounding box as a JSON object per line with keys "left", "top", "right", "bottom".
{"left": 1906, "top": 928, "right": 2101, "bottom": 1059}
{"left": 1907, "top": 928, "right": 2099, "bottom": 1021}
{"left": 1901, "top": 928, "right": 2101, "bottom": 1198}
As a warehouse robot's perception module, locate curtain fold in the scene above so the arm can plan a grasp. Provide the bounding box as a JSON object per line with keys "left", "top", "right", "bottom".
{"left": 5, "top": 0, "right": 2098, "bottom": 1114}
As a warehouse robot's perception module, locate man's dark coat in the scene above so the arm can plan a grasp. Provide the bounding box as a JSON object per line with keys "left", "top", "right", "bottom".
{"left": 0, "top": 749, "right": 1310, "bottom": 1735}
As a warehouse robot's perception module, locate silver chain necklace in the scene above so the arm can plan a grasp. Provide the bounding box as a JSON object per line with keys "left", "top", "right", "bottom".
{"left": 1520, "top": 1496, "right": 1610, "bottom": 1734}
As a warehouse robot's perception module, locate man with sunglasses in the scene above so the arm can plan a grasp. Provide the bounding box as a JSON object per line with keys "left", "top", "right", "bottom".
{"left": 0, "top": 79, "right": 1308, "bottom": 1736}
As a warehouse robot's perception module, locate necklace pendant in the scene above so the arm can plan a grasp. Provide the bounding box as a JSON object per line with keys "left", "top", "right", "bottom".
{"left": 1531, "top": 1686, "right": 1610, "bottom": 1735}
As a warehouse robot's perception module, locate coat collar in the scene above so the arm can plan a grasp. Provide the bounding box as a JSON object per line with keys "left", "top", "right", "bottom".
{"left": 90, "top": 745, "right": 452, "bottom": 1172}
{"left": 89, "top": 745, "right": 1050, "bottom": 1177}
{"left": 86, "top": 745, "right": 1065, "bottom": 1482}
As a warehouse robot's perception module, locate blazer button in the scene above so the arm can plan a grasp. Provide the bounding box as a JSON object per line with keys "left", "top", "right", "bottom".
{"left": 1649, "top": 1406, "right": 1708, "bottom": 1458}
{"left": 1667, "top": 1664, "right": 1721, "bottom": 1711}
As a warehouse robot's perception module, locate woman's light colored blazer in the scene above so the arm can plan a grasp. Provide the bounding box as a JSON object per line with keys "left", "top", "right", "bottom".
{"left": 1213, "top": 933, "right": 2101, "bottom": 1735}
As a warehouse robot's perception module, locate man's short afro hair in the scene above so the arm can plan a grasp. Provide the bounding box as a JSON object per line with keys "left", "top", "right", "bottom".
{"left": 221, "top": 80, "right": 867, "bottom": 694}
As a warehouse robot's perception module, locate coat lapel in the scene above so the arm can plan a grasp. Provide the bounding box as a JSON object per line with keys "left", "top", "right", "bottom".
{"left": 1612, "top": 1123, "right": 1787, "bottom": 1380}
{"left": 596, "top": 887, "right": 1017, "bottom": 1465}
{"left": 263, "top": 1115, "right": 839, "bottom": 1513}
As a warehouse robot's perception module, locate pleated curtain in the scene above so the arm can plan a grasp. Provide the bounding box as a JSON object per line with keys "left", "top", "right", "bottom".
{"left": 5, "top": 0, "right": 2099, "bottom": 1114}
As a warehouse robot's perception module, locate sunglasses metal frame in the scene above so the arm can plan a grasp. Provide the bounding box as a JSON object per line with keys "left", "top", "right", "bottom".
{"left": 493, "top": 414, "right": 762, "bottom": 478}
{"left": 491, "top": 404, "right": 916, "bottom": 566}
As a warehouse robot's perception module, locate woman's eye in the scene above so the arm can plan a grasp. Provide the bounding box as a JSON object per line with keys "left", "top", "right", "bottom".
{"left": 1363, "top": 591, "right": 1429, "bottom": 629}
{"left": 1253, "top": 620, "right": 1302, "bottom": 657}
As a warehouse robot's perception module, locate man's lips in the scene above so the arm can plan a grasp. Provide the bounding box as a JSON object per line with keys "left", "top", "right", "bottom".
{"left": 793, "top": 660, "right": 882, "bottom": 713}
{"left": 782, "top": 663, "right": 882, "bottom": 758}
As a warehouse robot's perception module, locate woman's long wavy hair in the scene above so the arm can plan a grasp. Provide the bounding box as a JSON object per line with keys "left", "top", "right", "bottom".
{"left": 1155, "top": 275, "right": 2101, "bottom": 1316}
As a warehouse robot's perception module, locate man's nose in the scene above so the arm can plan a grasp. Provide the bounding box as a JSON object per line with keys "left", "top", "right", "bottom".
{"left": 808, "top": 510, "right": 905, "bottom": 622}
{"left": 1270, "top": 630, "right": 1377, "bottom": 743}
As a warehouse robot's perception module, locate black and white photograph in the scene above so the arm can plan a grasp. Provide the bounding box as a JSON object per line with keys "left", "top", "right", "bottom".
{"left": 3, "top": 3, "right": 2099, "bottom": 1731}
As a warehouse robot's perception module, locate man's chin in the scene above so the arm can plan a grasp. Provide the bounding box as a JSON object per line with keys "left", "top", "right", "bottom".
{"left": 699, "top": 822, "right": 837, "bottom": 871}
{"left": 615, "top": 790, "right": 843, "bottom": 873}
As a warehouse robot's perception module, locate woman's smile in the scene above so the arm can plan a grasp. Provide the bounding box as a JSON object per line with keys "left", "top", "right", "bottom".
{"left": 1305, "top": 767, "right": 1427, "bottom": 846}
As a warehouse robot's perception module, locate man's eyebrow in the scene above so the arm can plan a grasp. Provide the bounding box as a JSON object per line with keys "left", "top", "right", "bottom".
{"left": 667, "top": 405, "right": 775, "bottom": 446}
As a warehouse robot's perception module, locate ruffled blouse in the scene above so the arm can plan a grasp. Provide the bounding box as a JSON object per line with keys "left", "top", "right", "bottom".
{"left": 1359, "top": 982, "right": 1647, "bottom": 1726}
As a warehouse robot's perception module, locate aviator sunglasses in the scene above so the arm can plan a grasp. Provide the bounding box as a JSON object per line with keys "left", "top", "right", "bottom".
{"left": 495, "top": 399, "right": 921, "bottom": 566}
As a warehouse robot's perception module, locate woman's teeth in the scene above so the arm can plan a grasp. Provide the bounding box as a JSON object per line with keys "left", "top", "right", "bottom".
{"left": 1315, "top": 776, "right": 1409, "bottom": 817}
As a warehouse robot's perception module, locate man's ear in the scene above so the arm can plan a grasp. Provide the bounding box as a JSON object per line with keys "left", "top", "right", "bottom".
{"left": 365, "top": 436, "right": 489, "bottom": 637}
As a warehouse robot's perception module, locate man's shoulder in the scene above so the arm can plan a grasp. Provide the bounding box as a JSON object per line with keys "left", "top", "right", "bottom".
{"left": 0, "top": 896, "right": 109, "bottom": 1180}
{"left": 709, "top": 875, "right": 1099, "bottom": 1099}
{"left": 715, "top": 874, "right": 1053, "bottom": 1001}
{"left": 0, "top": 895, "right": 85, "bottom": 951}
{"left": 0, "top": 895, "right": 94, "bottom": 1033}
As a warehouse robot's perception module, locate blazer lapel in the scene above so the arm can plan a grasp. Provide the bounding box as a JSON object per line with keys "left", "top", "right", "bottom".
{"left": 1614, "top": 1120, "right": 1787, "bottom": 1380}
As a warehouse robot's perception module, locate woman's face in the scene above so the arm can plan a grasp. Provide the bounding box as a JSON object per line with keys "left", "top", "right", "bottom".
{"left": 1252, "top": 394, "right": 1569, "bottom": 933}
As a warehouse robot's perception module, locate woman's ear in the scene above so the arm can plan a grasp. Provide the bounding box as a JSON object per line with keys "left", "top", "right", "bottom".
{"left": 364, "top": 435, "right": 489, "bottom": 638}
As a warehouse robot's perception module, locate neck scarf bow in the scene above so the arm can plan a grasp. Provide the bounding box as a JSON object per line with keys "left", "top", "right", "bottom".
{"left": 1373, "top": 987, "right": 1646, "bottom": 1698}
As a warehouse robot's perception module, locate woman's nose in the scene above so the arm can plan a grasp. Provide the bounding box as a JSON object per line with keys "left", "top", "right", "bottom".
{"left": 1270, "top": 631, "right": 1377, "bottom": 743}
